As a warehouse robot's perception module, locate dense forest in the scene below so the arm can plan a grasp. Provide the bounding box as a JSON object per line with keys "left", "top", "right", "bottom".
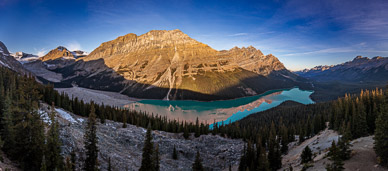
{"left": 1, "top": 65, "right": 387, "bottom": 170}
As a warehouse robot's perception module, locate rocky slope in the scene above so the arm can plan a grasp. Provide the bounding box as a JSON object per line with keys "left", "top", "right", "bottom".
{"left": 0, "top": 41, "right": 28, "bottom": 74}
{"left": 38, "top": 103, "right": 244, "bottom": 170}
{"left": 295, "top": 56, "right": 388, "bottom": 83}
{"left": 281, "top": 129, "right": 387, "bottom": 171}
{"left": 32, "top": 29, "right": 310, "bottom": 100}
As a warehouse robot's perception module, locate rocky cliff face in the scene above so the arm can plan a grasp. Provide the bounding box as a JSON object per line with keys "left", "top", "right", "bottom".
{"left": 0, "top": 41, "right": 28, "bottom": 74}
{"left": 295, "top": 56, "right": 388, "bottom": 82}
{"left": 30, "top": 30, "right": 310, "bottom": 100}
{"left": 83, "top": 29, "right": 290, "bottom": 82}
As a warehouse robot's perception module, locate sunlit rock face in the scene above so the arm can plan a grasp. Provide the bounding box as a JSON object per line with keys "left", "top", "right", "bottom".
{"left": 40, "top": 46, "right": 76, "bottom": 61}
{"left": 74, "top": 29, "right": 307, "bottom": 100}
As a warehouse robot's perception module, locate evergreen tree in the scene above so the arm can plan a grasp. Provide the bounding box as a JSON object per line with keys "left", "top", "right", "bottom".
{"left": 108, "top": 157, "right": 112, "bottom": 171}
{"left": 15, "top": 110, "right": 46, "bottom": 170}
{"left": 64, "top": 157, "right": 73, "bottom": 171}
{"left": 337, "top": 138, "right": 351, "bottom": 161}
{"left": 301, "top": 146, "right": 312, "bottom": 164}
{"left": 153, "top": 143, "right": 160, "bottom": 171}
{"left": 0, "top": 94, "right": 15, "bottom": 155}
{"left": 257, "top": 143, "right": 270, "bottom": 171}
{"left": 172, "top": 145, "right": 178, "bottom": 160}
{"left": 41, "top": 155, "right": 47, "bottom": 171}
{"left": 374, "top": 101, "right": 388, "bottom": 166}
{"left": 326, "top": 141, "right": 344, "bottom": 171}
{"left": 122, "top": 113, "right": 127, "bottom": 128}
{"left": 71, "top": 150, "right": 76, "bottom": 171}
{"left": 45, "top": 104, "right": 63, "bottom": 170}
{"left": 268, "top": 122, "right": 282, "bottom": 170}
{"left": 183, "top": 124, "right": 189, "bottom": 139}
{"left": 140, "top": 124, "right": 154, "bottom": 171}
{"left": 195, "top": 117, "right": 200, "bottom": 138}
{"left": 84, "top": 104, "right": 99, "bottom": 171}
{"left": 192, "top": 150, "right": 204, "bottom": 171}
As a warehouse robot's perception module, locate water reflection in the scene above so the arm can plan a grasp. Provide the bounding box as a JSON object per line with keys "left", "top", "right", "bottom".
{"left": 124, "top": 88, "right": 314, "bottom": 127}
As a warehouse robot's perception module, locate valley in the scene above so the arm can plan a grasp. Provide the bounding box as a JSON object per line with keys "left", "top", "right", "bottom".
{"left": 1, "top": 28, "right": 388, "bottom": 171}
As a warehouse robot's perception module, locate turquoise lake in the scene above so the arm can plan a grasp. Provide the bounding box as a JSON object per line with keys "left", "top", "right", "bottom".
{"left": 125, "top": 87, "right": 314, "bottom": 128}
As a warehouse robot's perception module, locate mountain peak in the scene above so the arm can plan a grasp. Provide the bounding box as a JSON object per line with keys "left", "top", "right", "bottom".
{"left": 353, "top": 55, "right": 369, "bottom": 61}
{"left": 0, "top": 41, "right": 10, "bottom": 55}
{"left": 56, "top": 46, "right": 68, "bottom": 51}
{"left": 40, "top": 46, "right": 75, "bottom": 61}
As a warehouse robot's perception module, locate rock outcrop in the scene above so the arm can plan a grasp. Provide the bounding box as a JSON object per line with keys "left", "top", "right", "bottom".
{"left": 38, "top": 103, "right": 244, "bottom": 170}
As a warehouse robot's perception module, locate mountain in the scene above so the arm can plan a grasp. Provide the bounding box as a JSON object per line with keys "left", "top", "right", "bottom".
{"left": 31, "top": 29, "right": 310, "bottom": 100}
{"left": 0, "top": 41, "right": 28, "bottom": 74}
{"left": 296, "top": 56, "right": 388, "bottom": 83}
{"left": 40, "top": 46, "right": 76, "bottom": 61}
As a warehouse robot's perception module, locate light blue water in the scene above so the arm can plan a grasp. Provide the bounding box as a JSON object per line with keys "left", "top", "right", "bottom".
{"left": 125, "top": 87, "right": 314, "bottom": 127}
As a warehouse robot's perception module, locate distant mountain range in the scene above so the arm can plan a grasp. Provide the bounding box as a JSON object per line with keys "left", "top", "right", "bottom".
{"left": 295, "top": 56, "right": 388, "bottom": 83}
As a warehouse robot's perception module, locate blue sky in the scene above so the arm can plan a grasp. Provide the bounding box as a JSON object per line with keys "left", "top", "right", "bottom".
{"left": 1, "top": 0, "right": 388, "bottom": 70}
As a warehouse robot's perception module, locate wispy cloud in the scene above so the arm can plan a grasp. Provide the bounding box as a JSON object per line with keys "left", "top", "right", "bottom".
{"left": 228, "top": 33, "right": 248, "bottom": 36}
{"left": 34, "top": 48, "right": 47, "bottom": 57}
{"left": 66, "top": 41, "right": 81, "bottom": 51}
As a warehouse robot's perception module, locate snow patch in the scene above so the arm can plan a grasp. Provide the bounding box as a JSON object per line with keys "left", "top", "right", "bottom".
{"left": 55, "top": 108, "right": 77, "bottom": 123}
{"left": 0, "top": 60, "right": 10, "bottom": 69}
{"left": 39, "top": 109, "right": 51, "bottom": 124}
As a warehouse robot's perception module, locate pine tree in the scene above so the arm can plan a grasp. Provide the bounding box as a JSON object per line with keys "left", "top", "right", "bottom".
{"left": 71, "top": 150, "right": 76, "bottom": 171}
{"left": 172, "top": 145, "right": 178, "bottom": 160}
{"left": 301, "top": 146, "right": 312, "bottom": 164}
{"left": 122, "top": 113, "right": 127, "bottom": 128}
{"left": 108, "top": 157, "right": 112, "bottom": 171}
{"left": 84, "top": 104, "right": 99, "bottom": 171}
{"left": 192, "top": 150, "right": 204, "bottom": 171}
{"left": 0, "top": 94, "right": 15, "bottom": 155}
{"left": 281, "top": 125, "right": 289, "bottom": 154}
{"left": 326, "top": 141, "right": 344, "bottom": 171}
{"left": 257, "top": 143, "right": 270, "bottom": 171}
{"left": 268, "top": 122, "right": 282, "bottom": 170}
{"left": 183, "top": 124, "right": 189, "bottom": 139}
{"left": 374, "top": 101, "right": 388, "bottom": 166}
{"left": 140, "top": 124, "right": 154, "bottom": 171}
{"left": 64, "top": 157, "right": 73, "bottom": 171}
{"left": 337, "top": 138, "right": 351, "bottom": 160}
{"left": 153, "top": 143, "right": 160, "bottom": 171}
{"left": 15, "top": 110, "right": 46, "bottom": 170}
{"left": 45, "top": 104, "right": 63, "bottom": 170}
{"left": 195, "top": 117, "right": 200, "bottom": 138}
{"left": 41, "top": 155, "right": 47, "bottom": 171}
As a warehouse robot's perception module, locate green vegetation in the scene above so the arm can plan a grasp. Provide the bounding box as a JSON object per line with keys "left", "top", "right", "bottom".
{"left": 192, "top": 150, "right": 204, "bottom": 171}
{"left": 84, "top": 104, "right": 99, "bottom": 171}
{"left": 301, "top": 146, "right": 312, "bottom": 164}
{"left": 0, "top": 65, "right": 388, "bottom": 170}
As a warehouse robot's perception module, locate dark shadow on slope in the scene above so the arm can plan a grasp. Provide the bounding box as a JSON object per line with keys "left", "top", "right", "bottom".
{"left": 39, "top": 58, "right": 313, "bottom": 101}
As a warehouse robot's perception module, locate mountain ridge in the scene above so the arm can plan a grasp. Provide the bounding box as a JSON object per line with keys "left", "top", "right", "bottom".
{"left": 295, "top": 56, "right": 388, "bottom": 82}
{"left": 25, "top": 29, "right": 311, "bottom": 100}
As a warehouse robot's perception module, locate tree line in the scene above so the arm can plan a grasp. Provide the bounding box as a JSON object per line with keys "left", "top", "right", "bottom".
{"left": 1, "top": 65, "right": 388, "bottom": 170}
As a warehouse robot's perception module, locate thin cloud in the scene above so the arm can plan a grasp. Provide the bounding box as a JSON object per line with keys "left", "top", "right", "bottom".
{"left": 228, "top": 33, "right": 248, "bottom": 37}
{"left": 34, "top": 48, "right": 47, "bottom": 57}
{"left": 66, "top": 41, "right": 82, "bottom": 51}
